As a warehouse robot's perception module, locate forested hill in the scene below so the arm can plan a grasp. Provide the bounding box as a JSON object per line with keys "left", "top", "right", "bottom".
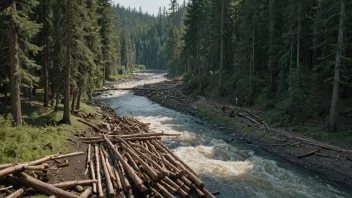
{"left": 113, "top": 3, "right": 187, "bottom": 71}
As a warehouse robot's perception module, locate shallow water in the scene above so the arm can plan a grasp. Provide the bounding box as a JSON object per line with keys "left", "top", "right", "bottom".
{"left": 95, "top": 73, "right": 352, "bottom": 198}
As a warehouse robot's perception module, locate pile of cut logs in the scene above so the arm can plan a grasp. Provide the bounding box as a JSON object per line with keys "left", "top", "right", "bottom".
{"left": 78, "top": 114, "right": 217, "bottom": 198}
{"left": 0, "top": 152, "right": 95, "bottom": 198}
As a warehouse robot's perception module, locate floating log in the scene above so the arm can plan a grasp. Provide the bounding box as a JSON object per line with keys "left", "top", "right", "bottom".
{"left": 202, "top": 188, "right": 216, "bottom": 198}
{"left": 14, "top": 172, "right": 81, "bottom": 198}
{"left": 52, "top": 180, "right": 98, "bottom": 189}
{"left": 151, "top": 187, "right": 164, "bottom": 198}
{"left": 79, "top": 133, "right": 181, "bottom": 141}
{"left": 5, "top": 187, "right": 24, "bottom": 198}
{"left": 0, "top": 185, "right": 13, "bottom": 191}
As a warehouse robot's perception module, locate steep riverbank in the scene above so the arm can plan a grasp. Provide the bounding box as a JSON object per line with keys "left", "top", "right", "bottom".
{"left": 132, "top": 77, "right": 352, "bottom": 189}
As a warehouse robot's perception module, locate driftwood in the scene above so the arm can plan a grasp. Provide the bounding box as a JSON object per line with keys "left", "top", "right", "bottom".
{"left": 84, "top": 144, "right": 91, "bottom": 175}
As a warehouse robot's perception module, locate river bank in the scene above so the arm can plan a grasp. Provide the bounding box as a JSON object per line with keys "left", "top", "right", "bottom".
{"left": 131, "top": 77, "right": 352, "bottom": 189}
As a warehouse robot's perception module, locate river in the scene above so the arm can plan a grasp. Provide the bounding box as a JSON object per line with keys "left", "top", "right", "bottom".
{"left": 95, "top": 72, "right": 351, "bottom": 198}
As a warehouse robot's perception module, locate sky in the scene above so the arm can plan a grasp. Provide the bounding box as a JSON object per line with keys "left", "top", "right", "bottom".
{"left": 112, "top": 0, "right": 170, "bottom": 16}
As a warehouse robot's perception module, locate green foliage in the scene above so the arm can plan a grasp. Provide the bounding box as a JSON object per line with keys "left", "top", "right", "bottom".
{"left": 0, "top": 115, "right": 71, "bottom": 163}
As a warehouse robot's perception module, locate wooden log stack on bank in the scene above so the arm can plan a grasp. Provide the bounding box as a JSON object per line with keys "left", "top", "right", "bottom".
{"left": 77, "top": 113, "right": 217, "bottom": 197}
{"left": 0, "top": 112, "right": 217, "bottom": 197}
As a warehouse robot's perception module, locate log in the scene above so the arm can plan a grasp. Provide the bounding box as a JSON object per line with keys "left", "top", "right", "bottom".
{"left": 0, "top": 185, "right": 13, "bottom": 191}
{"left": 202, "top": 188, "right": 216, "bottom": 198}
{"left": 160, "top": 180, "right": 177, "bottom": 194}
{"left": 14, "top": 172, "right": 81, "bottom": 198}
{"left": 78, "top": 133, "right": 181, "bottom": 140}
{"left": 113, "top": 169, "right": 123, "bottom": 192}
{"left": 104, "top": 136, "right": 147, "bottom": 192}
{"left": 80, "top": 187, "right": 92, "bottom": 198}
{"left": 0, "top": 152, "right": 83, "bottom": 178}
{"left": 52, "top": 180, "right": 98, "bottom": 189}
{"left": 194, "top": 185, "right": 206, "bottom": 198}
{"left": 156, "top": 182, "right": 175, "bottom": 198}
{"left": 176, "top": 179, "right": 191, "bottom": 193}
{"left": 164, "top": 177, "right": 189, "bottom": 198}
{"left": 89, "top": 161, "right": 97, "bottom": 193}
{"left": 151, "top": 187, "right": 164, "bottom": 198}
{"left": 120, "top": 140, "right": 159, "bottom": 181}
{"left": 99, "top": 148, "right": 115, "bottom": 198}
{"left": 297, "top": 149, "right": 320, "bottom": 158}
{"left": 5, "top": 187, "right": 24, "bottom": 198}
{"left": 105, "top": 160, "right": 117, "bottom": 181}
{"left": 94, "top": 145, "right": 104, "bottom": 198}
{"left": 293, "top": 137, "right": 352, "bottom": 155}
{"left": 78, "top": 119, "right": 107, "bottom": 133}
{"left": 154, "top": 140, "right": 199, "bottom": 177}
{"left": 0, "top": 164, "right": 16, "bottom": 170}
{"left": 81, "top": 136, "right": 162, "bottom": 144}
{"left": 94, "top": 88, "right": 167, "bottom": 92}
{"left": 84, "top": 144, "right": 91, "bottom": 175}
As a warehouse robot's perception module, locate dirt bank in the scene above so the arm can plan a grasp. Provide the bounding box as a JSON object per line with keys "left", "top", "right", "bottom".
{"left": 133, "top": 79, "right": 352, "bottom": 188}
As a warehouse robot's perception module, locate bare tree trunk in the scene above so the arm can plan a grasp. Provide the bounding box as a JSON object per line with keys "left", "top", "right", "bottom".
{"left": 289, "top": 43, "right": 293, "bottom": 88}
{"left": 296, "top": 1, "right": 301, "bottom": 87}
{"left": 328, "top": 0, "right": 345, "bottom": 132}
{"left": 268, "top": 0, "right": 275, "bottom": 88}
{"left": 43, "top": 0, "right": 49, "bottom": 107}
{"left": 218, "top": 0, "right": 224, "bottom": 95}
{"left": 54, "top": 87, "right": 59, "bottom": 112}
{"left": 249, "top": 10, "right": 255, "bottom": 100}
{"left": 62, "top": 0, "right": 71, "bottom": 124}
{"left": 76, "top": 87, "right": 82, "bottom": 110}
{"left": 71, "top": 89, "right": 76, "bottom": 114}
{"left": 9, "top": 1, "right": 22, "bottom": 126}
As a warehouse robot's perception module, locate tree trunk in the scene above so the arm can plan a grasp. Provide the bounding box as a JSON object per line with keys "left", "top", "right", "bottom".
{"left": 71, "top": 89, "right": 76, "bottom": 114}
{"left": 76, "top": 87, "right": 82, "bottom": 110}
{"left": 296, "top": 1, "right": 301, "bottom": 87}
{"left": 54, "top": 87, "right": 59, "bottom": 112}
{"left": 62, "top": 0, "right": 71, "bottom": 124}
{"left": 289, "top": 43, "right": 293, "bottom": 88}
{"left": 9, "top": 1, "right": 22, "bottom": 126}
{"left": 43, "top": 0, "right": 49, "bottom": 107}
{"left": 268, "top": 0, "right": 275, "bottom": 88}
{"left": 328, "top": 0, "right": 345, "bottom": 132}
{"left": 218, "top": 0, "right": 224, "bottom": 95}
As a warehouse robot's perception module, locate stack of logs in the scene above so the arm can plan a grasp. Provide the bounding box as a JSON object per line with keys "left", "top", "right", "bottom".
{"left": 0, "top": 152, "right": 96, "bottom": 198}
{"left": 78, "top": 114, "right": 217, "bottom": 198}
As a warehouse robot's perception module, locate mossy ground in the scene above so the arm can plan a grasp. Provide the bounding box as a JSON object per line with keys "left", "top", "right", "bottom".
{"left": 0, "top": 92, "right": 102, "bottom": 164}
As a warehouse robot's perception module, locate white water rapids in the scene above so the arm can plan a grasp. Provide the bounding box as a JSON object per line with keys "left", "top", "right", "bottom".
{"left": 95, "top": 72, "right": 352, "bottom": 198}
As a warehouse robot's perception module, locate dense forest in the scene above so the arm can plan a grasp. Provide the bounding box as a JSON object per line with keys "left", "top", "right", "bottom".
{"left": 0, "top": 0, "right": 352, "bottom": 133}
{"left": 174, "top": 0, "right": 352, "bottom": 133}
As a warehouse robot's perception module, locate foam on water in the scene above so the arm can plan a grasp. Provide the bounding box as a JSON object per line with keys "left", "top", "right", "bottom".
{"left": 95, "top": 72, "right": 352, "bottom": 198}
{"left": 173, "top": 146, "right": 254, "bottom": 178}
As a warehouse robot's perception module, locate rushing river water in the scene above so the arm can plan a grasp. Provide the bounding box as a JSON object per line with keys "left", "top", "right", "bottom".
{"left": 96, "top": 73, "right": 352, "bottom": 198}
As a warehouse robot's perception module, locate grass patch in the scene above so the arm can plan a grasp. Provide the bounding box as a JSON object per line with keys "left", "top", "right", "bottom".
{"left": 0, "top": 93, "right": 103, "bottom": 163}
